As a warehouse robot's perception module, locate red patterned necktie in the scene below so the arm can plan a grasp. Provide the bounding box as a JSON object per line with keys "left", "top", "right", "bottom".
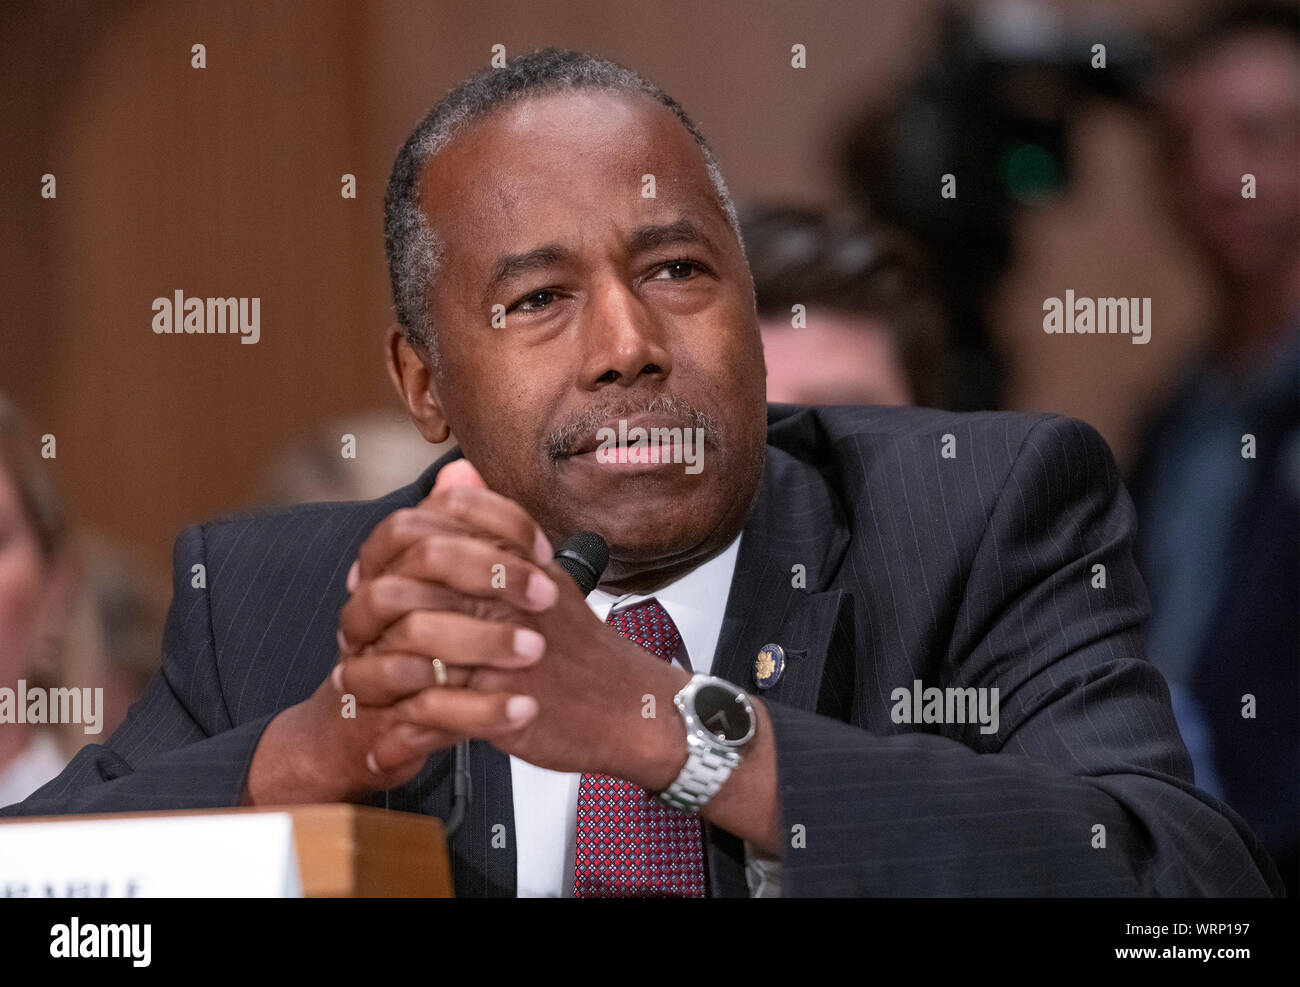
{"left": 572, "top": 600, "right": 708, "bottom": 897}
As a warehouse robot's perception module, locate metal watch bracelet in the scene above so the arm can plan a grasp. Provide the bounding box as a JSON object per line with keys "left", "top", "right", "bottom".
{"left": 656, "top": 727, "right": 743, "bottom": 814}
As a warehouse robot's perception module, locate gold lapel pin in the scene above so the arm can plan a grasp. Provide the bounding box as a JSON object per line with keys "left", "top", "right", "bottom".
{"left": 754, "top": 643, "right": 786, "bottom": 690}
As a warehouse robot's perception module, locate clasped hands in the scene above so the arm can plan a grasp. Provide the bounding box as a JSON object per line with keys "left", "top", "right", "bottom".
{"left": 245, "top": 459, "right": 690, "bottom": 806}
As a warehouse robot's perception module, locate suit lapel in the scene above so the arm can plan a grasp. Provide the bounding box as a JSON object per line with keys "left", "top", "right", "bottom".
{"left": 704, "top": 437, "right": 852, "bottom": 897}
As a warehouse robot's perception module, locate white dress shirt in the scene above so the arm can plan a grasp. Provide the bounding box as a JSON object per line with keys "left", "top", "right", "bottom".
{"left": 511, "top": 532, "right": 780, "bottom": 897}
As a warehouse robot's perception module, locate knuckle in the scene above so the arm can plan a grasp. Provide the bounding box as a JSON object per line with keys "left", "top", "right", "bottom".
{"left": 370, "top": 654, "right": 401, "bottom": 685}
{"left": 370, "top": 574, "right": 406, "bottom": 613}
{"left": 357, "top": 579, "right": 385, "bottom": 613}
{"left": 443, "top": 485, "right": 471, "bottom": 513}
{"left": 389, "top": 610, "right": 421, "bottom": 644}
{"left": 375, "top": 615, "right": 411, "bottom": 651}
{"left": 431, "top": 485, "right": 464, "bottom": 518}
{"left": 410, "top": 609, "right": 438, "bottom": 640}
{"left": 395, "top": 507, "right": 426, "bottom": 536}
{"left": 339, "top": 659, "right": 368, "bottom": 696}
{"left": 365, "top": 513, "right": 401, "bottom": 553}
{"left": 418, "top": 535, "right": 446, "bottom": 570}
{"left": 376, "top": 511, "right": 422, "bottom": 555}
{"left": 412, "top": 688, "right": 441, "bottom": 718}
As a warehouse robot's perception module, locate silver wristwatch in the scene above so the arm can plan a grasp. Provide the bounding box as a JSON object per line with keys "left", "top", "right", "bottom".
{"left": 657, "top": 674, "right": 757, "bottom": 814}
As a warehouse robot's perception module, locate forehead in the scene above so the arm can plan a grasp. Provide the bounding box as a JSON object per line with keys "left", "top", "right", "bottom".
{"left": 417, "top": 90, "right": 726, "bottom": 277}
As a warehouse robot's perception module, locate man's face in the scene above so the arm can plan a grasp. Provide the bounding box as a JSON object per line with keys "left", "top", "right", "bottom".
{"left": 760, "top": 308, "right": 913, "bottom": 406}
{"left": 1158, "top": 32, "right": 1300, "bottom": 282}
{"left": 416, "top": 90, "right": 768, "bottom": 581}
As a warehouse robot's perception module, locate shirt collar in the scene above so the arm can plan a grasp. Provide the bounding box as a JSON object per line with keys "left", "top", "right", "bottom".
{"left": 584, "top": 532, "right": 742, "bottom": 675}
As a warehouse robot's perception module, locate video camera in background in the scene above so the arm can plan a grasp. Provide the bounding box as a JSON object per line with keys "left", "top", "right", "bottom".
{"left": 840, "top": 0, "right": 1153, "bottom": 410}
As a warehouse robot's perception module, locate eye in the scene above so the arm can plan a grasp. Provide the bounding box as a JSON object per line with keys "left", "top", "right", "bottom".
{"left": 510, "top": 289, "right": 558, "bottom": 314}
{"left": 651, "top": 258, "right": 707, "bottom": 281}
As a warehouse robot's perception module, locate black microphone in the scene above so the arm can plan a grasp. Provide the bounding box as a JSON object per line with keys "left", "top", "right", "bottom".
{"left": 444, "top": 530, "right": 610, "bottom": 840}
{"left": 553, "top": 530, "right": 610, "bottom": 597}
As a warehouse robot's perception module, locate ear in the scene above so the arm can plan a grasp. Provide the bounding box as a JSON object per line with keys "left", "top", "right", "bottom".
{"left": 385, "top": 327, "right": 452, "bottom": 444}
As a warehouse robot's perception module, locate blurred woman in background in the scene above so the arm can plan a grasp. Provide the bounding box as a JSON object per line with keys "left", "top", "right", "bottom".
{"left": 0, "top": 391, "right": 77, "bottom": 805}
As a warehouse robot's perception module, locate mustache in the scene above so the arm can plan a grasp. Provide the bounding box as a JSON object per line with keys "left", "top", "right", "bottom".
{"left": 544, "top": 393, "right": 721, "bottom": 463}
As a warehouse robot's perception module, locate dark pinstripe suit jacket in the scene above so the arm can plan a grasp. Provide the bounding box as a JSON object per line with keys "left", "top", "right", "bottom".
{"left": 2, "top": 405, "right": 1284, "bottom": 896}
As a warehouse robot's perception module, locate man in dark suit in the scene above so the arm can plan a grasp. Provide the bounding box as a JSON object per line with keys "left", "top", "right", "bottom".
{"left": 3, "top": 49, "right": 1282, "bottom": 897}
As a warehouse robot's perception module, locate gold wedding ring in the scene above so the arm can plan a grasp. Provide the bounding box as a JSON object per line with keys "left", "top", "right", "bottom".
{"left": 430, "top": 658, "right": 449, "bottom": 686}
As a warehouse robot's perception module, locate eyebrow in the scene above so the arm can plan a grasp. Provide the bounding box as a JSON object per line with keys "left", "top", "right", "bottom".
{"left": 481, "top": 218, "right": 717, "bottom": 304}
{"left": 627, "top": 217, "right": 715, "bottom": 255}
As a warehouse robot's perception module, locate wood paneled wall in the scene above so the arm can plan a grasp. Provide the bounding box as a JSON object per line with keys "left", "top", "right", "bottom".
{"left": 1, "top": 0, "right": 1212, "bottom": 577}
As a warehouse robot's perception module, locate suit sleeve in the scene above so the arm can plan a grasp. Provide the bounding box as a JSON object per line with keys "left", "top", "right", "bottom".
{"left": 0, "top": 524, "right": 277, "bottom": 816}
{"left": 763, "top": 415, "right": 1284, "bottom": 896}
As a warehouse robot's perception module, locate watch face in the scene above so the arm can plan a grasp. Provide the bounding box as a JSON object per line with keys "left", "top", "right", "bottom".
{"left": 695, "top": 683, "right": 753, "bottom": 743}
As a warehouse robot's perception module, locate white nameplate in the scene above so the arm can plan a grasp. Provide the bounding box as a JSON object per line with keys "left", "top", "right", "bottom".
{"left": 0, "top": 813, "right": 302, "bottom": 897}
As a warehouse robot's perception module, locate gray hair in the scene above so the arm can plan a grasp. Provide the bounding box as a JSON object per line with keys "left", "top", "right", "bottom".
{"left": 382, "top": 47, "right": 745, "bottom": 368}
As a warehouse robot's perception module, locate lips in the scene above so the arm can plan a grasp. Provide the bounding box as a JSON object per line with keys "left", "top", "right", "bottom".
{"left": 567, "top": 414, "right": 699, "bottom": 458}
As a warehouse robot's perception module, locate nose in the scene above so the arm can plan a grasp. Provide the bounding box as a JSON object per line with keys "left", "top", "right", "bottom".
{"left": 577, "top": 277, "right": 673, "bottom": 389}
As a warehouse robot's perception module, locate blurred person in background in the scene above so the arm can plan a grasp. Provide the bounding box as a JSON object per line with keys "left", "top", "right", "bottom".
{"left": 0, "top": 392, "right": 77, "bottom": 805}
{"left": 0, "top": 397, "right": 166, "bottom": 804}
{"left": 74, "top": 537, "right": 168, "bottom": 737}
{"left": 741, "top": 204, "right": 951, "bottom": 408}
{"left": 1131, "top": 2, "right": 1300, "bottom": 894}
{"left": 837, "top": 1, "right": 1153, "bottom": 411}
{"left": 258, "top": 411, "right": 455, "bottom": 506}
